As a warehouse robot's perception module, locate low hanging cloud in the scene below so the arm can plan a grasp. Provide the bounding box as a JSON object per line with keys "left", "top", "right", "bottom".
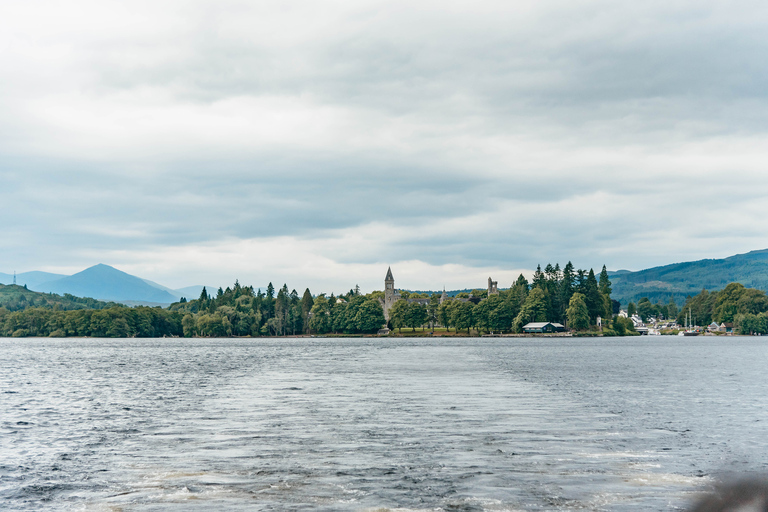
{"left": 1, "top": 0, "right": 768, "bottom": 291}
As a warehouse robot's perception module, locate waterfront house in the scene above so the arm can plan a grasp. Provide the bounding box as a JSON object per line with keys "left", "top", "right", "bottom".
{"left": 523, "top": 322, "right": 566, "bottom": 333}
{"left": 717, "top": 322, "right": 733, "bottom": 333}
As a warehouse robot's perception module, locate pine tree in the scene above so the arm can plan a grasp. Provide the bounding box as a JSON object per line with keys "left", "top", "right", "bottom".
{"left": 560, "top": 262, "right": 575, "bottom": 321}
{"left": 598, "top": 265, "right": 613, "bottom": 319}
{"left": 599, "top": 265, "right": 612, "bottom": 297}
{"left": 584, "top": 269, "right": 602, "bottom": 324}
{"left": 667, "top": 297, "right": 678, "bottom": 319}
{"left": 300, "top": 289, "right": 314, "bottom": 333}
{"left": 274, "top": 285, "right": 290, "bottom": 335}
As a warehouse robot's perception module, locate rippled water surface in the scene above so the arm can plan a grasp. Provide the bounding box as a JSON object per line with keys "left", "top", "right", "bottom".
{"left": 1, "top": 337, "right": 767, "bottom": 511}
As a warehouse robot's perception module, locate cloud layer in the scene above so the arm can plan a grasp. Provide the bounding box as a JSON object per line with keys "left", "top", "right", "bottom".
{"left": 2, "top": 0, "right": 768, "bottom": 292}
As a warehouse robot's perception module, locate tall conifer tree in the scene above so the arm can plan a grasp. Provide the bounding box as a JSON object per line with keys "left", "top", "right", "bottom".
{"left": 584, "top": 269, "right": 602, "bottom": 324}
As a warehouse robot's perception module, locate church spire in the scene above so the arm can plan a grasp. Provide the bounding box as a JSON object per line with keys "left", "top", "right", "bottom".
{"left": 385, "top": 266, "right": 394, "bottom": 282}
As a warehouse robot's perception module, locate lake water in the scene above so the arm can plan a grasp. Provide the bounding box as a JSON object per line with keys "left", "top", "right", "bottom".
{"left": 1, "top": 337, "right": 767, "bottom": 511}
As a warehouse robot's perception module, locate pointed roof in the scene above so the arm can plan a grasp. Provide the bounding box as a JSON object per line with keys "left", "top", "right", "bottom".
{"left": 385, "top": 266, "right": 394, "bottom": 281}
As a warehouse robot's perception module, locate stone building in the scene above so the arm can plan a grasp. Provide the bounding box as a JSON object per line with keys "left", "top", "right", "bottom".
{"left": 383, "top": 267, "right": 399, "bottom": 321}
{"left": 488, "top": 277, "right": 498, "bottom": 296}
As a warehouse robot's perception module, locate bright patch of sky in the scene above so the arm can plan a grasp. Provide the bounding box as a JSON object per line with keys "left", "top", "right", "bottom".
{"left": 2, "top": 0, "right": 768, "bottom": 293}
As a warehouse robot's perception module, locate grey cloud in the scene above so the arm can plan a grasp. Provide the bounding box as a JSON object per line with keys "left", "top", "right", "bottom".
{"left": 82, "top": 1, "right": 768, "bottom": 140}
{"left": 3, "top": 1, "right": 768, "bottom": 280}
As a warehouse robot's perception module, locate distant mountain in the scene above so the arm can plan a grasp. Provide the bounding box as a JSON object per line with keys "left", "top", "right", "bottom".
{"left": 0, "top": 271, "right": 67, "bottom": 288}
{"left": 141, "top": 278, "right": 183, "bottom": 300}
{"left": 610, "top": 249, "right": 768, "bottom": 306}
{"left": 33, "top": 264, "right": 178, "bottom": 304}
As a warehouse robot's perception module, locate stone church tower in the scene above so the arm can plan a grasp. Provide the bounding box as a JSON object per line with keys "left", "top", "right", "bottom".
{"left": 383, "top": 266, "right": 398, "bottom": 321}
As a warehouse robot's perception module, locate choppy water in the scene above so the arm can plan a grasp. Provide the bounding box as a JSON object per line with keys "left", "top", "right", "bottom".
{"left": 1, "top": 337, "right": 767, "bottom": 511}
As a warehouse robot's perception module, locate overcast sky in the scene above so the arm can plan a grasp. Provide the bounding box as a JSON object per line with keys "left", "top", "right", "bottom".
{"left": 2, "top": 0, "right": 768, "bottom": 293}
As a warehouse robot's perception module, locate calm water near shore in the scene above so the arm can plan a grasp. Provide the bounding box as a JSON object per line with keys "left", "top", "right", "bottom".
{"left": 1, "top": 336, "right": 767, "bottom": 511}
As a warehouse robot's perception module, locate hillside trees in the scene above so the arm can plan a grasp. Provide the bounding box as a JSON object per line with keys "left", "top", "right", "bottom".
{"left": 599, "top": 265, "right": 612, "bottom": 320}
{"left": 0, "top": 306, "right": 183, "bottom": 338}
{"left": 584, "top": 269, "right": 602, "bottom": 324}
{"left": 676, "top": 283, "right": 768, "bottom": 332}
{"left": 503, "top": 262, "right": 611, "bottom": 330}
{"left": 0, "top": 284, "right": 118, "bottom": 312}
{"left": 356, "top": 299, "right": 386, "bottom": 332}
{"left": 300, "top": 289, "right": 314, "bottom": 333}
{"left": 388, "top": 299, "right": 408, "bottom": 333}
{"left": 405, "top": 302, "right": 428, "bottom": 331}
{"left": 2, "top": 262, "right": 620, "bottom": 337}
{"left": 566, "top": 293, "right": 590, "bottom": 331}
{"left": 450, "top": 300, "right": 474, "bottom": 334}
{"left": 309, "top": 295, "right": 332, "bottom": 334}
{"left": 513, "top": 287, "right": 547, "bottom": 331}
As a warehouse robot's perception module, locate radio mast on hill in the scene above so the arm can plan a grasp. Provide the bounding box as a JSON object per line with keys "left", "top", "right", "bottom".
{"left": 13, "top": 271, "right": 16, "bottom": 285}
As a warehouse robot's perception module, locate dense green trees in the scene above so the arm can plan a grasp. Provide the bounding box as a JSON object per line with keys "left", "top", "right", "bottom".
{"left": 667, "top": 298, "right": 678, "bottom": 319}
{"left": 382, "top": 261, "right": 614, "bottom": 334}
{"left": 171, "top": 280, "right": 386, "bottom": 336}
{"left": 735, "top": 313, "right": 768, "bottom": 335}
{"left": 381, "top": 261, "right": 613, "bottom": 335}
{"left": 514, "top": 287, "right": 547, "bottom": 330}
{"left": 566, "top": 293, "right": 590, "bottom": 331}
{"left": 0, "top": 306, "right": 183, "bottom": 338}
{"left": 450, "top": 300, "right": 474, "bottom": 334}
{"left": 677, "top": 283, "right": 768, "bottom": 333}
{"left": 2, "top": 261, "right": 619, "bottom": 337}
{"left": 0, "top": 284, "right": 118, "bottom": 312}
{"left": 305, "top": 293, "right": 384, "bottom": 334}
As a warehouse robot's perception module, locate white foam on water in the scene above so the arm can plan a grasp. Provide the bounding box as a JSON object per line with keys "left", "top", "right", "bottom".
{"left": 335, "top": 483, "right": 368, "bottom": 495}
{"left": 362, "top": 497, "right": 526, "bottom": 512}
{"left": 362, "top": 508, "right": 443, "bottom": 512}
{"left": 447, "top": 496, "right": 527, "bottom": 511}
{"left": 74, "top": 503, "right": 127, "bottom": 512}
{"left": 580, "top": 491, "right": 637, "bottom": 509}
{"left": 580, "top": 450, "right": 659, "bottom": 459}
{"left": 627, "top": 462, "right": 662, "bottom": 469}
{"left": 624, "top": 472, "right": 712, "bottom": 487}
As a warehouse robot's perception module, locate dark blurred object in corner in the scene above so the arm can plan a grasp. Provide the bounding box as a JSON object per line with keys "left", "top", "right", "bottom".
{"left": 690, "top": 480, "right": 768, "bottom": 512}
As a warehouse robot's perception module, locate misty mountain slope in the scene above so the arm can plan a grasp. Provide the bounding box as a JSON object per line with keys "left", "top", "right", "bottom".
{"left": 33, "top": 264, "right": 178, "bottom": 303}
{"left": 0, "top": 271, "right": 67, "bottom": 288}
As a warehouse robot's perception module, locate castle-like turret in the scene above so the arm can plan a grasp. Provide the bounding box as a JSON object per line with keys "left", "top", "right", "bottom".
{"left": 488, "top": 277, "right": 498, "bottom": 296}
{"left": 383, "top": 267, "right": 397, "bottom": 321}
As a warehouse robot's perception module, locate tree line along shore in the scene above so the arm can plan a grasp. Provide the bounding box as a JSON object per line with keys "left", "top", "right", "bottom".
{"left": 2, "top": 263, "right": 768, "bottom": 337}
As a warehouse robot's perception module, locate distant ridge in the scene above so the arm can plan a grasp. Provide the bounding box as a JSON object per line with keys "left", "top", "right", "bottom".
{"left": 610, "top": 249, "right": 768, "bottom": 306}
{"left": 33, "top": 264, "right": 178, "bottom": 304}
{"left": 0, "top": 271, "right": 67, "bottom": 288}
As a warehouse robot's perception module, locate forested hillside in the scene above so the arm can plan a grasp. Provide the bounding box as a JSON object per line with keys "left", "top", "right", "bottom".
{"left": 0, "top": 284, "right": 116, "bottom": 311}
{"left": 610, "top": 249, "right": 768, "bottom": 306}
